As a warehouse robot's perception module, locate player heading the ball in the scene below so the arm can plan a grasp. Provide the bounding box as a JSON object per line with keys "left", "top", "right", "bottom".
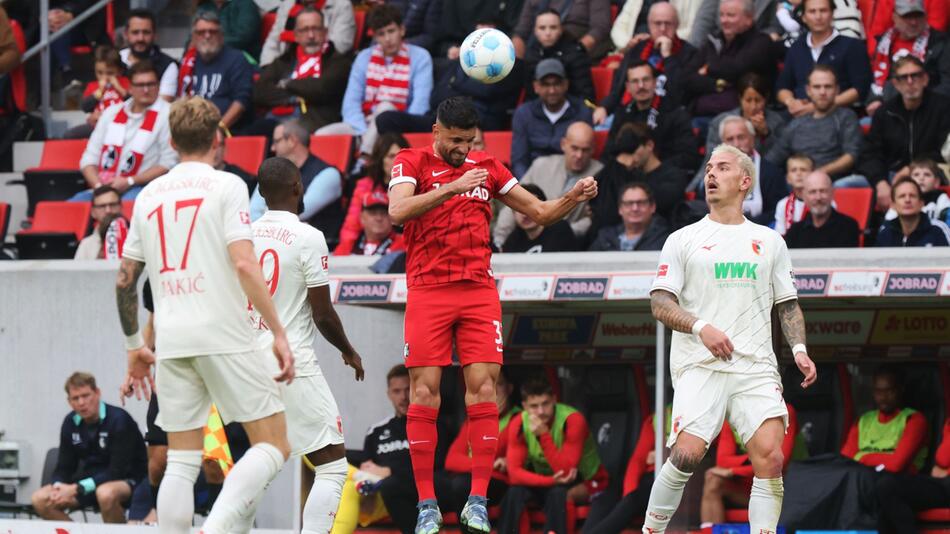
{"left": 387, "top": 96, "right": 597, "bottom": 534}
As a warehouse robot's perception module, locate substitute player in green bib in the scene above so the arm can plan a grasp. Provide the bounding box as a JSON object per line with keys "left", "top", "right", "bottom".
{"left": 643, "top": 144, "right": 818, "bottom": 534}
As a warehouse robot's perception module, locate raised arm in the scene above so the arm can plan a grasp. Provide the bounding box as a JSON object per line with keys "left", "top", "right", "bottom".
{"left": 388, "top": 169, "right": 487, "bottom": 225}
{"left": 500, "top": 177, "right": 598, "bottom": 226}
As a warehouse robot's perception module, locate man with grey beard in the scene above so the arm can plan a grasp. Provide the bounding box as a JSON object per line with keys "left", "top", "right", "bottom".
{"left": 178, "top": 11, "right": 256, "bottom": 132}
{"left": 784, "top": 171, "right": 860, "bottom": 248}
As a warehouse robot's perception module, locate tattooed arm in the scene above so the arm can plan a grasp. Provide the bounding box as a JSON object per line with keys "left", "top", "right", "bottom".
{"left": 116, "top": 258, "right": 145, "bottom": 336}
{"left": 116, "top": 258, "right": 155, "bottom": 401}
{"left": 650, "top": 290, "right": 700, "bottom": 334}
{"left": 651, "top": 289, "right": 735, "bottom": 361}
{"left": 775, "top": 299, "right": 817, "bottom": 388}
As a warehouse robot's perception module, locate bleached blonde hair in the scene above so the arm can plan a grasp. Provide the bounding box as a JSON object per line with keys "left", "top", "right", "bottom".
{"left": 709, "top": 143, "right": 756, "bottom": 198}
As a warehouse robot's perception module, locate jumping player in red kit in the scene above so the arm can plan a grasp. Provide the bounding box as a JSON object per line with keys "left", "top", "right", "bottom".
{"left": 387, "top": 96, "right": 598, "bottom": 534}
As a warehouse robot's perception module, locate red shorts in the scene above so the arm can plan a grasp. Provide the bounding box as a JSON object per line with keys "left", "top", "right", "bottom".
{"left": 404, "top": 280, "right": 503, "bottom": 367}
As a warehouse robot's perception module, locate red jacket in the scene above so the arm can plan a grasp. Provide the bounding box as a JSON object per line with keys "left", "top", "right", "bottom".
{"left": 859, "top": 0, "right": 948, "bottom": 54}
{"left": 716, "top": 403, "right": 800, "bottom": 479}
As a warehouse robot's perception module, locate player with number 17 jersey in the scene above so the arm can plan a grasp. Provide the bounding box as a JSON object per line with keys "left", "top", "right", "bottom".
{"left": 389, "top": 145, "right": 517, "bottom": 367}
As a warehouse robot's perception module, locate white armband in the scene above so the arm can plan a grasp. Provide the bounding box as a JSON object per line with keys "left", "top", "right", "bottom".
{"left": 791, "top": 343, "right": 807, "bottom": 355}
{"left": 125, "top": 332, "right": 145, "bottom": 351}
{"left": 691, "top": 319, "right": 709, "bottom": 337}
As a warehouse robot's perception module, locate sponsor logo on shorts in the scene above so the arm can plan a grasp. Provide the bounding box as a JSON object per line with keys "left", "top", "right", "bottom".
{"left": 883, "top": 272, "right": 942, "bottom": 295}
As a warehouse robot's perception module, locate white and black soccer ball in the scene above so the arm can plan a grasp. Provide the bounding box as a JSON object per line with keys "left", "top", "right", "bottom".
{"left": 459, "top": 28, "right": 516, "bottom": 84}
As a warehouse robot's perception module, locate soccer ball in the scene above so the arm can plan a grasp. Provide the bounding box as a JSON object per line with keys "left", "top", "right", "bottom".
{"left": 460, "top": 28, "right": 516, "bottom": 84}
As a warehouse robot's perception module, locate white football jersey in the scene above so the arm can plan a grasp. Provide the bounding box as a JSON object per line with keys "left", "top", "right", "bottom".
{"left": 123, "top": 161, "right": 256, "bottom": 359}
{"left": 250, "top": 210, "right": 330, "bottom": 377}
{"left": 651, "top": 216, "right": 797, "bottom": 377}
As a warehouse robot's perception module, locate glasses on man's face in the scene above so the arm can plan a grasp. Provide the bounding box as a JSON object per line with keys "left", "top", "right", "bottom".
{"left": 131, "top": 81, "right": 158, "bottom": 89}
{"left": 93, "top": 201, "right": 121, "bottom": 210}
{"left": 621, "top": 199, "right": 651, "bottom": 208}
{"left": 893, "top": 70, "right": 925, "bottom": 83}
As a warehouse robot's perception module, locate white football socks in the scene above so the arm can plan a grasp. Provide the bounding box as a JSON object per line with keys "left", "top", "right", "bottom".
{"left": 158, "top": 449, "right": 202, "bottom": 534}
{"left": 302, "top": 457, "right": 348, "bottom": 534}
{"left": 642, "top": 460, "right": 692, "bottom": 534}
{"left": 201, "top": 442, "right": 286, "bottom": 534}
{"left": 749, "top": 476, "right": 784, "bottom": 534}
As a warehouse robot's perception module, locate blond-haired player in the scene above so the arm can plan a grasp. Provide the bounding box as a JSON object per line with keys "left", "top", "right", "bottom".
{"left": 642, "top": 144, "right": 817, "bottom": 534}
{"left": 117, "top": 97, "right": 294, "bottom": 534}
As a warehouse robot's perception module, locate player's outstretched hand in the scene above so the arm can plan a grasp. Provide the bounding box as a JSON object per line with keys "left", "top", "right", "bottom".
{"left": 272, "top": 332, "right": 296, "bottom": 384}
{"left": 699, "top": 324, "right": 734, "bottom": 361}
{"left": 795, "top": 351, "right": 817, "bottom": 388}
{"left": 123, "top": 346, "right": 156, "bottom": 404}
{"left": 448, "top": 168, "right": 489, "bottom": 195}
{"left": 568, "top": 176, "right": 598, "bottom": 202}
{"left": 342, "top": 350, "right": 365, "bottom": 381}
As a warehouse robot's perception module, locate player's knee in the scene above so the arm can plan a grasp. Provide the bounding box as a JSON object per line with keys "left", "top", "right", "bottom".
{"left": 470, "top": 378, "right": 496, "bottom": 403}
{"left": 703, "top": 469, "right": 723, "bottom": 494}
{"left": 95, "top": 484, "right": 120, "bottom": 508}
{"left": 411, "top": 383, "right": 440, "bottom": 407}
{"left": 31, "top": 488, "right": 49, "bottom": 509}
{"left": 148, "top": 456, "right": 167, "bottom": 485}
{"left": 757, "top": 448, "right": 784, "bottom": 477}
{"left": 670, "top": 443, "right": 705, "bottom": 472}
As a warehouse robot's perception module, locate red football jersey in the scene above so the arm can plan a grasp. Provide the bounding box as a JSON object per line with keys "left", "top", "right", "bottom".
{"left": 390, "top": 146, "right": 518, "bottom": 288}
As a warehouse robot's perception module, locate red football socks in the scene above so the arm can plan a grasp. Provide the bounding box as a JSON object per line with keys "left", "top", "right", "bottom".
{"left": 467, "top": 402, "right": 499, "bottom": 498}
{"left": 407, "top": 403, "right": 439, "bottom": 502}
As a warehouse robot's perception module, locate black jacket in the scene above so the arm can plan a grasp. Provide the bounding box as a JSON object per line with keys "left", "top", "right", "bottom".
{"left": 588, "top": 217, "right": 671, "bottom": 251}
{"left": 592, "top": 160, "right": 688, "bottom": 229}
{"left": 359, "top": 415, "right": 412, "bottom": 478}
{"left": 873, "top": 29, "right": 950, "bottom": 101}
{"left": 502, "top": 220, "right": 579, "bottom": 252}
{"left": 608, "top": 102, "right": 699, "bottom": 173}
{"left": 524, "top": 36, "right": 595, "bottom": 101}
{"left": 601, "top": 39, "right": 699, "bottom": 112}
{"left": 432, "top": 60, "right": 526, "bottom": 131}
{"left": 785, "top": 209, "right": 861, "bottom": 248}
{"left": 859, "top": 90, "right": 950, "bottom": 185}
{"left": 511, "top": 95, "right": 594, "bottom": 177}
{"left": 253, "top": 43, "right": 354, "bottom": 131}
{"left": 53, "top": 402, "right": 147, "bottom": 490}
{"left": 682, "top": 29, "right": 776, "bottom": 116}
{"left": 876, "top": 215, "right": 950, "bottom": 247}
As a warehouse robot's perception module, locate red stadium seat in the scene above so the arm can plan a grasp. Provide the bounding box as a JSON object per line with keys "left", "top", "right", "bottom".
{"left": 353, "top": 9, "right": 367, "bottom": 50}
{"left": 403, "top": 132, "right": 432, "bottom": 148}
{"left": 18, "top": 201, "right": 90, "bottom": 240}
{"left": 483, "top": 131, "right": 512, "bottom": 166}
{"left": 223, "top": 136, "right": 267, "bottom": 176}
{"left": 593, "top": 130, "right": 608, "bottom": 159}
{"left": 941, "top": 185, "right": 950, "bottom": 197}
{"left": 33, "top": 140, "right": 88, "bottom": 171}
{"left": 591, "top": 67, "right": 614, "bottom": 103}
{"left": 309, "top": 134, "right": 353, "bottom": 172}
{"left": 121, "top": 200, "right": 134, "bottom": 222}
{"left": 833, "top": 187, "right": 873, "bottom": 245}
{"left": 261, "top": 11, "right": 277, "bottom": 44}
{"left": 0, "top": 202, "right": 10, "bottom": 241}
{"left": 919, "top": 508, "right": 950, "bottom": 522}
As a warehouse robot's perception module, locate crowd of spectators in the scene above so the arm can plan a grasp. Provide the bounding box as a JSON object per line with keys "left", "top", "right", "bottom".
{"left": 9, "top": 0, "right": 950, "bottom": 258}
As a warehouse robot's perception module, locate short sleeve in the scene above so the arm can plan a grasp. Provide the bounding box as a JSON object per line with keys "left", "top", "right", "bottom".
{"left": 301, "top": 229, "right": 331, "bottom": 288}
{"left": 389, "top": 150, "right": 420, "bottom": 189}
{"left": 771, "top": 236, "right": 797, "bottom": 304}
{"left": 491, "top": 159, "right": 518, "bottom": 197}
{"left": 122, "top": 203, "right": 145, "bottom": 262}
{"left": 651, "top": 233, "right": 685, "bottom": 297}
{"left": 222, "top": 176, "right": 254, "bottom": 244}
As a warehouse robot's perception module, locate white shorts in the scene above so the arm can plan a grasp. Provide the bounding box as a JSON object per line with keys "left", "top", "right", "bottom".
{"left": 280, "top": 369, "right": 345, "bottom": 457}
{"left": 155, "top": 350, "right": 284, "bottom": 432}
{"left": 668, "top": 367, "right": 788, "bottom": 448}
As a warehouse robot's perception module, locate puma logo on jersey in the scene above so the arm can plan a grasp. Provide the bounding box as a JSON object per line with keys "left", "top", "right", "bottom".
{"left": 702, "top": 244, "right": 717, "bottom": 250}
{"left": 432, "top": 169, "right": 450, "bottom": 177}
{"left": 714, "top": 262, "right": 759, "bottom": 280}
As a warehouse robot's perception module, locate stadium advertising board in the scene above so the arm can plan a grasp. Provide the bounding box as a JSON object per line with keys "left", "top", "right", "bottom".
{"left": 794, "top": 272, "right": 829, "bottom": 296}
{"left": 336, "top": 280, "right": 392, "bottom": 302}
{"left": 804, "top": 310, "right": 874, "bottom": 345}
{"left": 605, "top": 274, "right": 654, "bottom": 300}
{"left": 498, "top": 275, "right": 555, "bottom": 301}
{"left": 390, "top": 277, "right": 408, "bottom": 303}
{"left": 827, "top": 271, "right": 887, "bottom": 296}
{"left": 870, "top": 309, "right": 950, "bottom": 345}
{"left": 553, "top": 276, "right": 609, "bottom": 299}
{"left": 883, "top": 272, "right": 943, "bottom": 296}
{"left": 508, "top": 314, "right": 597, "bottom": 347}
{"left": 592, "top": 313, "right": 657, "bottom": 346}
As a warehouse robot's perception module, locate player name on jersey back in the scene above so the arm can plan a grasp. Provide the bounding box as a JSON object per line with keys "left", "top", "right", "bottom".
{"left": 652, "top": 216, "right": 798, "bottom": 376}
{"left": 122, "top": 161, "right": 257, "bottom": 359}
{"left": 389, "top": 147, "right": 517, "bottom": 288}
{"left": 250, "top": 210, "right": 330, "bottom": 377}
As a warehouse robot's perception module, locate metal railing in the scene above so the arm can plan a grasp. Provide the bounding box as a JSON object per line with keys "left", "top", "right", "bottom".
{"left": 21, "top": 0, "right": 113, "bottom": 134}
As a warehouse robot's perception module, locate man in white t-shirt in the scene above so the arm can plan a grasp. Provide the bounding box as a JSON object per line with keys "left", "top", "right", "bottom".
{"left": 642, "top": 144, "right": 817, "bottom": 534}
{"left": 230, "top": 156, "right": 365, "bottom": 534}
{"left": 115, "top": 97, "right": 295, "bottom": 534}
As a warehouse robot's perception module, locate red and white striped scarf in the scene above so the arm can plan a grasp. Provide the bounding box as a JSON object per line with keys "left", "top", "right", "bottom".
{"left": 178, "top": 47, "right": 197, "bottom": 96}
{"left": 871, "top": 28, "right": 929, "bottom": 96}
{"left": 99, "top": 105, "right": 159, "bottom": 182}
{"left": 272, "top": 43, "right": 330, "bottom": 116}
{"left": 362, "top": 44, "right": 411, "bottom": 115}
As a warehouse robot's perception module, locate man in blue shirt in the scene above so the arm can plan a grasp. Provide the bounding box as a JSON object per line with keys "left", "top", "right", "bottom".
{"left": 314, "top": 5, "right": 433, "bottom": 159}
{"left": 31, "top": 372, "right": 147, "bottom": 523}
{"left": 251, "top": 119, "right": 344, "bottom": 242}
{"left": 180, "top": 11, "right": 256, "bottom": 133}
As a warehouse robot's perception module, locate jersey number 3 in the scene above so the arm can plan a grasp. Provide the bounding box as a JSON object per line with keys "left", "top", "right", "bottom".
{"left": 147, "top": 198, "right": 204, "bottom": 274}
